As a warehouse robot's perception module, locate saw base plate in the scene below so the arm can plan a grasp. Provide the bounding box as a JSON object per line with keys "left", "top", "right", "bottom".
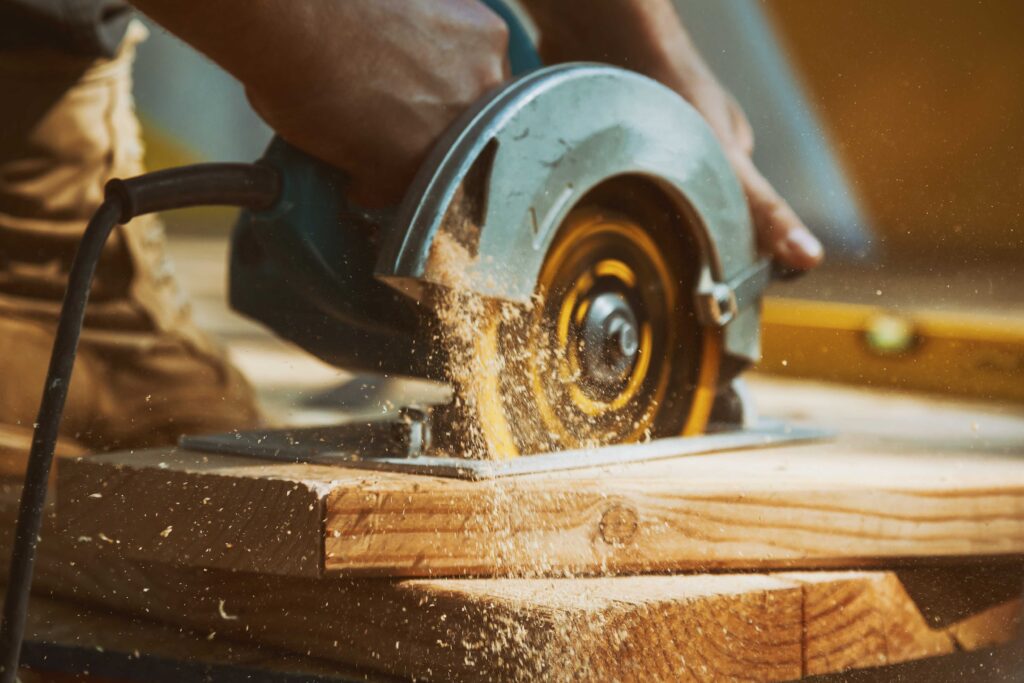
{"left": 180, "top": 420, "right": 829, "bottom": 481}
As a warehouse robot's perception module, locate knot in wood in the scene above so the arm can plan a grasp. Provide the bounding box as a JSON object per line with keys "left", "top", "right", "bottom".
{"left": 599, "top": 504, "right": 639, "bottom": 546}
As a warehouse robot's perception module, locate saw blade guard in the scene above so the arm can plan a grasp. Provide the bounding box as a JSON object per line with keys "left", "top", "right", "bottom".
{"left": 376, "top": 64, "right": 762, "bottom": 369}
{"left": 372, "top": 64, "right": 766, "bottom": 455}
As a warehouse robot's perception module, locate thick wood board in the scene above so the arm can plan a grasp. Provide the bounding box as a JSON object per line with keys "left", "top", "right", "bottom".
{"left": 57, "top": 377, "right": 1024, "bottom": 578}
{"left": 10, "top": 543, "right": 1021, "bottom": 682}
{"left": 22, "top": 240, "right": 1024, "bottom": 680}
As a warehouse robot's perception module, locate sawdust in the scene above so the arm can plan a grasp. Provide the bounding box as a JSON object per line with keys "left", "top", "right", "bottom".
{"left": 425, "top": 227, "right": 645, "bottom": 460}
{"left": 425, "top": 230, "right": 500, "bottom": 459}
{"left": 424, "top": 229, "right": 621, "bottom": 681}
{"left": 424, "top": 229, "right": 535, "bottom": 459}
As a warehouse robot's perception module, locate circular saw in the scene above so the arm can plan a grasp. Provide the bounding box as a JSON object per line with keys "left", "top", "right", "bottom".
{"left": 0, "top": 27, "right": 827, "bottom": 682}
{"left": 191, "top": 63, "right": 821, "bottom": 476}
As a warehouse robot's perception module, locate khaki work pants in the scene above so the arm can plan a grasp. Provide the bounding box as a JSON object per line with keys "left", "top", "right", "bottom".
{"left": 0, "top": 23, "right": 259, "bottom": 469}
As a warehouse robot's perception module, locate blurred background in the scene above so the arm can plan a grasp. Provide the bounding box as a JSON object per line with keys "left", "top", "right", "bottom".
{"left": 133, "top": 0, "right": 1024, "bottom": 272}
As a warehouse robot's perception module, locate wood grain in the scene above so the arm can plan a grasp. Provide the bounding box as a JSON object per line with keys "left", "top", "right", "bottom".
{"left": 59, "top": 376, "right": 1024, "bottom": 577}
{"left": 796, "top": 571, "right": 950, "bottom": 675}
{"left": 58, "top": 451, "right": 325, "bottom": 576}
{"left": 9, "top": 536, "right": 1018, "bottom": 683}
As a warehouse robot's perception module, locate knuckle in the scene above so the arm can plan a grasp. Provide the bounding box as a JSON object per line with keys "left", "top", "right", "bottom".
{"left": 490, "top": 19, "right": 510, "bottom": 49}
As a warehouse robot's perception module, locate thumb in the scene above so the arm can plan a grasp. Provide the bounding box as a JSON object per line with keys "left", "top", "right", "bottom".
{"left": 731, "top": 153, "right": 823, "bottom": 271}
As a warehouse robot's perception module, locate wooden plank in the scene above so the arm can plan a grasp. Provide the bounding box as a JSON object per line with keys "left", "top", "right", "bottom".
{"left": 10, "top": 540, "right": 1019, "bottom": 682}
{"left": 947, "top": 600, "right": 1022, "bottom": 652}
{"left": 58, "top": 377, "right": 1024, "bottom": 577}
{"left": 795, "top": 571, "right": 951, "bottom": 674}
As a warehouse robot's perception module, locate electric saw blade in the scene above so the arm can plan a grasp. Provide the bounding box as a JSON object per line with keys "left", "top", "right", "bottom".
{"left": 426, "top": 181, "right": 722, "bottom": 459}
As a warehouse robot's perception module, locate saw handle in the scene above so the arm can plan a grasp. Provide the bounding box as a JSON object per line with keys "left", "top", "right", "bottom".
{"left": 256, "top": 0, "right": 539, "bottom": 217}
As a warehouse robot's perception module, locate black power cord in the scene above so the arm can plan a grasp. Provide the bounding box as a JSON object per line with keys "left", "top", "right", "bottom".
{"left": 0, "top": 163, "right": 280, "bottom": 682}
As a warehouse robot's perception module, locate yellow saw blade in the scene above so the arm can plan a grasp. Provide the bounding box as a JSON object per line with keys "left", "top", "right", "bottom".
{"left": 434, "top": 191, "right": 721, "bottom": 459}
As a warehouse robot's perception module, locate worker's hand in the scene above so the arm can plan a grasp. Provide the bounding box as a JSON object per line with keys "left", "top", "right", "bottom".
{"left": 131, "top": 0, "right": 510, "bottom": 205}
{"left": 520, "top": 0, "right": 824, "bottom": 271}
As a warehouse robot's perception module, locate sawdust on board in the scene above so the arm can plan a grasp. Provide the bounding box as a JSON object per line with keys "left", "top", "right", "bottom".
{"left": 422, "top": 229, "right": 623, "bottom": 681}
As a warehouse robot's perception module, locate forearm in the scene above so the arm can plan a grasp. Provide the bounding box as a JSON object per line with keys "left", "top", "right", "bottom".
{"left": 129, "top": 1, "right": 353, "bottom": 96}
{"left": 129, "top": 0, "right": 509, "bottom": 203}
{"left": 518, "top": 0, "right": 713, "bottom": 95}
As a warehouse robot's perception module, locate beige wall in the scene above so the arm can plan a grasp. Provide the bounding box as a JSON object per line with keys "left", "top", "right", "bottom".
{"left": 767, "top": 0, "right": 1024, "bottom": 263}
